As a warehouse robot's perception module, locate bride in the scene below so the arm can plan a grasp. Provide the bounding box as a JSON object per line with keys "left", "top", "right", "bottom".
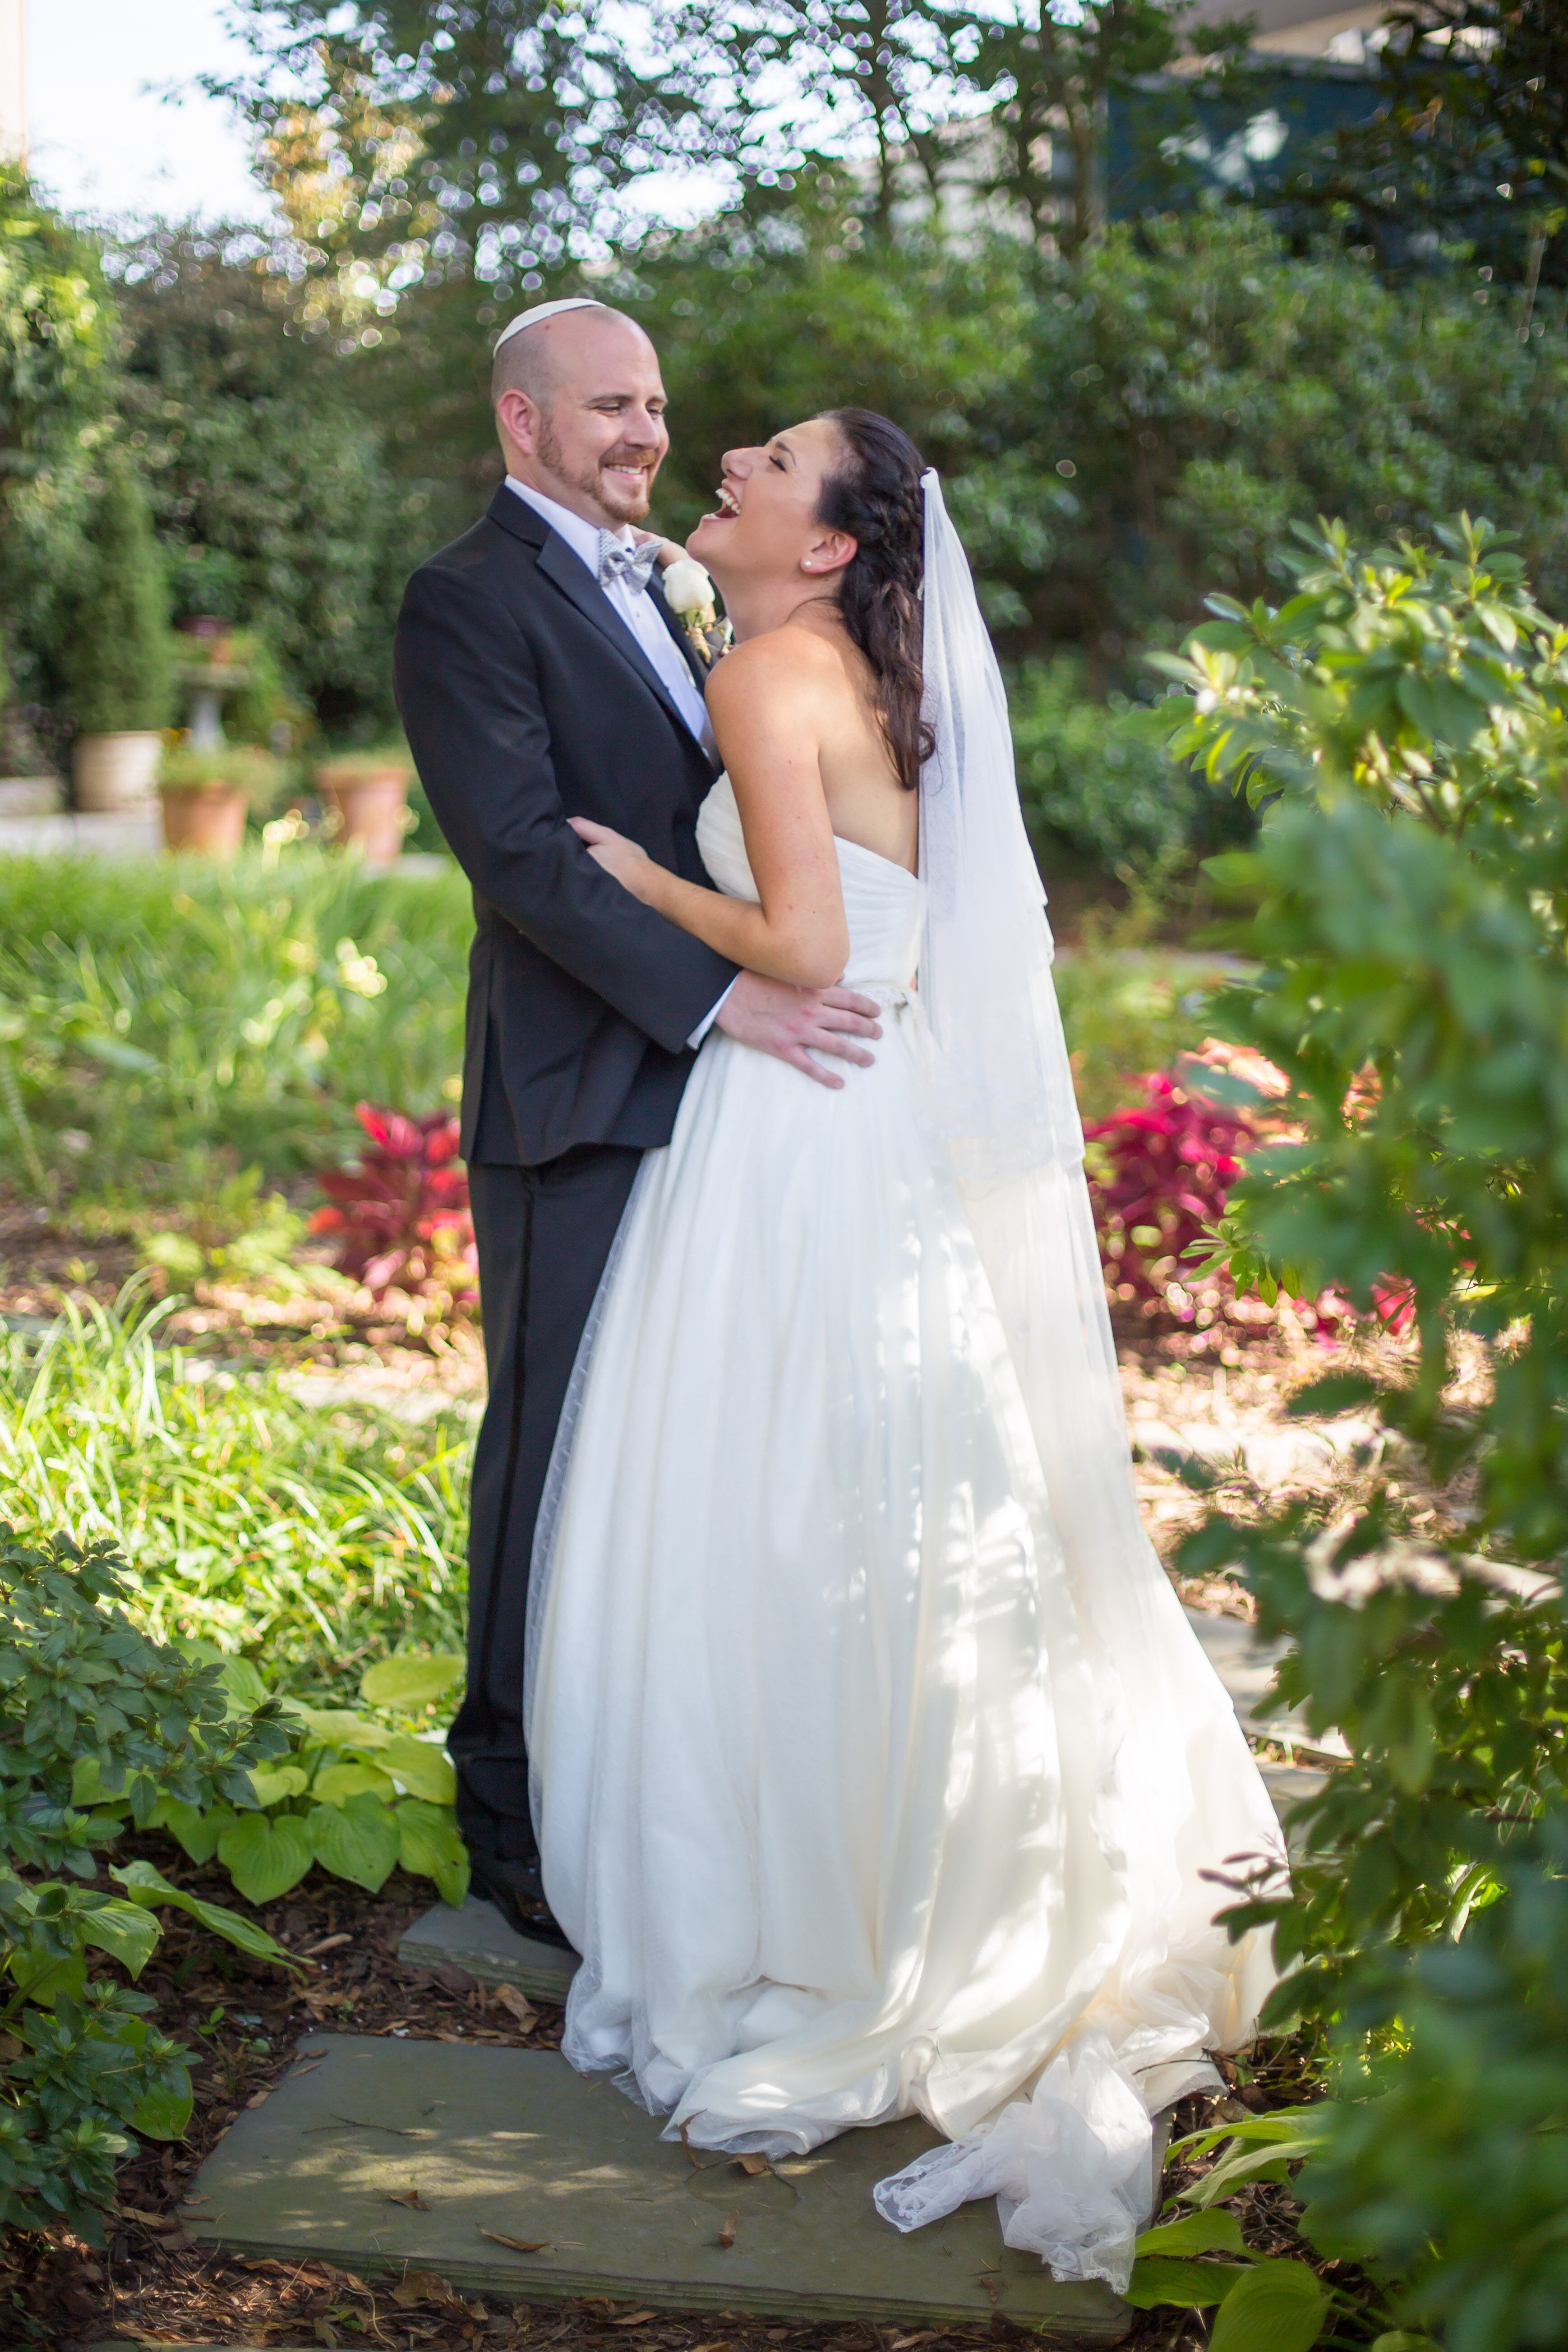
{"left": 523, "top": 407, "right": 1281, "bottom": 2291}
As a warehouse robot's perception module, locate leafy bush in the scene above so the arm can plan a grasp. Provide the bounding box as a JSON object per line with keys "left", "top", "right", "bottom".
{"left": 83, "top": 1648, "right": 469, "bottom": 1912}
{"left": 1009, "top": 652, "right": 1198, "bottom": 874}
{"left": 0, "top": 1524, "right": 293, "bottom": 2241}
{"left": 60, "top": 450, "right": 172, "bottom": 738}
{"left": 311, "top": 1104, "right": 476, "bottom": 1322}
{"left": 0, "top": 843, "right": 466, "bottom": 1196}
{"left": 1164, "top": 512, "right": 1568, "bottom": 2346}
{"left": 0, "top": 1299, "right": 468, "bottom": 1691}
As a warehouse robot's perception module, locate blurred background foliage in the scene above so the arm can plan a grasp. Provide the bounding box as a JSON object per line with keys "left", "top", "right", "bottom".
{"left": 3, "top": 0, "right": 1566, "bottom": 889}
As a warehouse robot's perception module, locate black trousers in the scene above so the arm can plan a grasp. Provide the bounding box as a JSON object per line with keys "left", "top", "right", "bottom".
{"left": 450, "top": 1147, "right": 644, "bottom": 1863}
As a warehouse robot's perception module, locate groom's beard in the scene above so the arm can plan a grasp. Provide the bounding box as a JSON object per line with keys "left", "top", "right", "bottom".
{"left": 537, "top": 415, "right": 659, "bottom": 526}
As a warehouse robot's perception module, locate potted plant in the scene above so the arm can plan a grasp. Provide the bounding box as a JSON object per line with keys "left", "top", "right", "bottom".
{"left": 314, "top": 741, "right": 415, "bottom": 862}
{"left": 64, "top": 451, "right": 174, "bottom": 811}
{"left": 158, "top": 742, "right": 281, "bottom": 857}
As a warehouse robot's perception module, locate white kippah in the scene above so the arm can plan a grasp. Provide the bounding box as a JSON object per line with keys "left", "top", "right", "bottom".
{"left": 494, "top": 296, "right": 607, "bottom": 351}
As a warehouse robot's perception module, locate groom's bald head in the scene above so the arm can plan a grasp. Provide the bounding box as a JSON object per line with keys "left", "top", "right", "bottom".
{"left": 490, "top": 303, "right": 653, "bottom": 411}
{"left": 493, "top": 304, "right": 670, "bottom": 530}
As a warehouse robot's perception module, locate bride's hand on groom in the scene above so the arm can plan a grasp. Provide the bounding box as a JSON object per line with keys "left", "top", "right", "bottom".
{"left": 570, "top": 815, "right": 655, "bottom": 899}
{"left": 716, "top": 971, "right": 881, "bottom": 1089}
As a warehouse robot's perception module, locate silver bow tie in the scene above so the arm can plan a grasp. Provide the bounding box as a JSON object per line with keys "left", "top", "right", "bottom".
{"left": 598, "top": 534, "right": 662, "bottom": 595}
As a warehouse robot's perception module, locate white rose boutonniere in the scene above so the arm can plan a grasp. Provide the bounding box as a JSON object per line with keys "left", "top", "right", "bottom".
{"left": 661, "top": 555, "right": 732, "bottom": 667}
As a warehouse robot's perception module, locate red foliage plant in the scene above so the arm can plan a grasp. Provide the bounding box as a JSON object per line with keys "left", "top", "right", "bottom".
{"left": 310, "top": 1103, "right": 476, "bottom": 1313}
{"left": 1085, "top": 1069, "right": 1251, "bottom": 1324}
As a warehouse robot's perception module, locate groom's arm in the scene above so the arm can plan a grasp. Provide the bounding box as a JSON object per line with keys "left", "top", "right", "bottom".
{"left": 395, "top": 564, "right": 737, "bottom": 1056}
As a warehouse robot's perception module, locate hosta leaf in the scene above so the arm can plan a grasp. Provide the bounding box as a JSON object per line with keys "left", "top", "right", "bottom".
{"left": 290, "top": 1705, "right": 392, "bottom": 1750}
{"left": 313, "top": 1760, "right": 399, "bottom": 1807}
{"left": 1124, "top": 2257, "right": 1246, "bottom": 2310}
{"left": 382, "top": 1734, "right": 457, "bottom": 1805}
{"left": 150, "top": 1796, "right": 231, "bottom": 1865}
{"left": 308, "top": 1794, "right": 400, "bottom": 1891}
{"left": 247, "top": 1765, "right": 310, "bottom": 1807}
{"left": 360, "top": 1654, "right": 465, "bottom": 1709}
{"left": 111, "top": 1860, "right": 303, "bottom": 1970}
{"left": 218, "top": 1810, "right": 316, "bottom": 1905}
{"left": 1208, "top": 2258, "right": 1326, "bottom": 2352}
{"left": 1137, "top": 2212, "right": 1248, "bottom": 2257}
{"left": 78, "top": 1895, "right": 161, "bottom": 1979}
{"left": 396, "top": 1797, "right": 470, "bottom": 1907}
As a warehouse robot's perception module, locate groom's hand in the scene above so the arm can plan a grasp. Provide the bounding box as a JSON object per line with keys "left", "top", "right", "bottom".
{"left": 716, "top": 971, "right": 881, "bottom": 1090}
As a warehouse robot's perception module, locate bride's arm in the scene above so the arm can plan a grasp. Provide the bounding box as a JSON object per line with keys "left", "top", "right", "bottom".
{"left": 570, "top": 636, "right": 850, "bottom": 992}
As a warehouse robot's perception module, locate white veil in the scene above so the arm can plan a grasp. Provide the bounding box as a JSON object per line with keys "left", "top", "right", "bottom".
{"left": 872, "top": 473, "right": 1279, "bottom": 2286}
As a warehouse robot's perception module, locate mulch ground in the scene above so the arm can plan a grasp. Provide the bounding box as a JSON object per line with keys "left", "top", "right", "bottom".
{"left": 0, "top": 1835, "right": 1345, "bottom": 2352}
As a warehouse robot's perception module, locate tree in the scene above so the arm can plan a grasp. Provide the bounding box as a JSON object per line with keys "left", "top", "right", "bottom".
{"left": 60, "top": 451, "right": 172, "bottom": 736}
{"left": 0, "top": 165, "right": 117, "bottom": 723}
{"left": 215, "top": 2, "right": 688, "bottom": 305}
{"left": 111, "top": 224, "right": 423, "bottom": 729}
{"left": 1262, "top": 0, "right": 1568, "bottom": 299}
{"left": 934, "top": 0, "right": 1254, "bottom": 256}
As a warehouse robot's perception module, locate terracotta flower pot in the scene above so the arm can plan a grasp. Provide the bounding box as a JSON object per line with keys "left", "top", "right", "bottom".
{"left": 73, "top": 731, "right": 164, "bottom": 812}
{"left": 160, "top": 784, "right": 248, "bottom": 858}
{"left": 316, "top": 763, "right": 412, "bottom": 862}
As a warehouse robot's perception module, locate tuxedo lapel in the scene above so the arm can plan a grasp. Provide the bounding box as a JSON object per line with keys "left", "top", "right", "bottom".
{"left": 488, "top": 492, "right": 695, "bottom": 759}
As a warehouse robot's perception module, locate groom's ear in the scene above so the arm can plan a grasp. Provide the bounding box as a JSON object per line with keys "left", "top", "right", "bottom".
{"left": 805, "top": 529, "right": 857, "bottom": 580}
{"left": 496, "top": 387, "right": 545, "bottom": 462}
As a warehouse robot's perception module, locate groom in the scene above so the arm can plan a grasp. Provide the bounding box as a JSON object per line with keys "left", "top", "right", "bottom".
{"left": 395, "top": 298, "right": 882, "bottom": 1938}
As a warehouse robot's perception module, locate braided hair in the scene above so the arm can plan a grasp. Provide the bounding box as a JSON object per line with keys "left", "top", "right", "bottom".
{"left": 816, "top": 409, "right": 933, "bottom": 792}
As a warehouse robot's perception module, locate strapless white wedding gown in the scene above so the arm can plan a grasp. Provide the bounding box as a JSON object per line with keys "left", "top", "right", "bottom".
{"left": 525, "top": 777, "right": 1279, "bottom": 2291}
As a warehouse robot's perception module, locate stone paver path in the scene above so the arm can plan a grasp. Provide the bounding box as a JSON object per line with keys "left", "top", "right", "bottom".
{"left": 183, "top": 2035, "right": 1126, "bottom": 2337}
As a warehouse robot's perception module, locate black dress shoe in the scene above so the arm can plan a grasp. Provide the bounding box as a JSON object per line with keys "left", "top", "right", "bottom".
{"left": 467, "top": 1851, "right": 577, "bottom": 1952}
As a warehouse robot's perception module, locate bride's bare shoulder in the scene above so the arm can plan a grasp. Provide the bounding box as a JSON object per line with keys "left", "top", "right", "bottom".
{"left": 707, "top": 623, "right": 845, "bottom": 720}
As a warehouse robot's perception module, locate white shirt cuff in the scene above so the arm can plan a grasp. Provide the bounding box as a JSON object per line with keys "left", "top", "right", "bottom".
{"left": 687, "top": 976, "right": 739, "bottom": 1050}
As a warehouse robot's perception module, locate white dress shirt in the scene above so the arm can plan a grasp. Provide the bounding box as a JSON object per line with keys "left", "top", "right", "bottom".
{"left": 505, "top": 476, "right": 734, "bottom": 1048}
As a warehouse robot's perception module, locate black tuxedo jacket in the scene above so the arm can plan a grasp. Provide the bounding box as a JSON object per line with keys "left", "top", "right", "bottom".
{"left": 394, "top": 485, "right": 738, "bottom": 1167}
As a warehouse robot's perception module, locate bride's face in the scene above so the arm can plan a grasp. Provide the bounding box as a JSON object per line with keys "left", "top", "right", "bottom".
{"left": 687, "top": 418, "right": 856, "bottom": 592}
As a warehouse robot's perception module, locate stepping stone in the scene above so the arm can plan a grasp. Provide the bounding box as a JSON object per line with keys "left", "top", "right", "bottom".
{"left": 183, "top": 2033, "right": 1127, "bottom": 2338}
{"left": 399, "top": 1893, "right": 578, "bottom": 2000}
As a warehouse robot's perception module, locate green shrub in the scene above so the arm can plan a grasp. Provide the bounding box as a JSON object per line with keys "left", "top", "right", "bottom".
{"left": 1164, "top": 512, "right": 1568, "bottom": 2346}
{"left": 60, "top": 450, "right": 172, "bottom": 736}
{"left": 1008, "top": 652, "right": 1197, "bottom": 874}
{"left": 0, "top": 1523, "right": 293, "bottom": 2242}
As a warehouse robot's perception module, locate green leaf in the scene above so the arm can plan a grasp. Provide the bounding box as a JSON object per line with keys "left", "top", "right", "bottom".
{"left": 1124, "top": 2257, "right": 1247, "bottom": 2310}
{"left": 307, "top": 1793, "right": 400, "bottom": 1892}
{"left": 149, "top": 1796, "right": 231, "bottom": 1865}
{"left": 396, "top": 1797, "right": 470, "bottom": 1907}
{"left": 246, "top": 1764, "right": 310, "bottom": 1806}
{"left": 110, "top": 1860, "right": 304, "bottom": 1971}
{"left": 78, "top": 1895, "right": 161, "bottom": 1980}
{"left": 1208, "top": 2258, "right": 1326, "bottom": 2352}
{"left": 381, "top": 1734, "right": 456, "bottom": 1805}
{"left": 217, "top": 1810, "right": 316, "bottom": 1905}
{"left": 1137, "top": 2212, "right": 1248, "bottom": 2257}
{"left": 312, "top": 1759, "right": 399, "bottom": 1807}
{"left": 128, "top": 2065, "right": 194, "bottom": 2142}
{"left": 290, "top": 1704, "right": 391, "bottom": 1750}
{"left": 360, "top": 1654, "right": 465, "bottom": 1709}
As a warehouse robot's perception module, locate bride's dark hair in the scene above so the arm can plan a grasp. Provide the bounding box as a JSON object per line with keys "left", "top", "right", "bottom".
{"left": 817, "top": 409, "right": 933, "bottom": 791}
